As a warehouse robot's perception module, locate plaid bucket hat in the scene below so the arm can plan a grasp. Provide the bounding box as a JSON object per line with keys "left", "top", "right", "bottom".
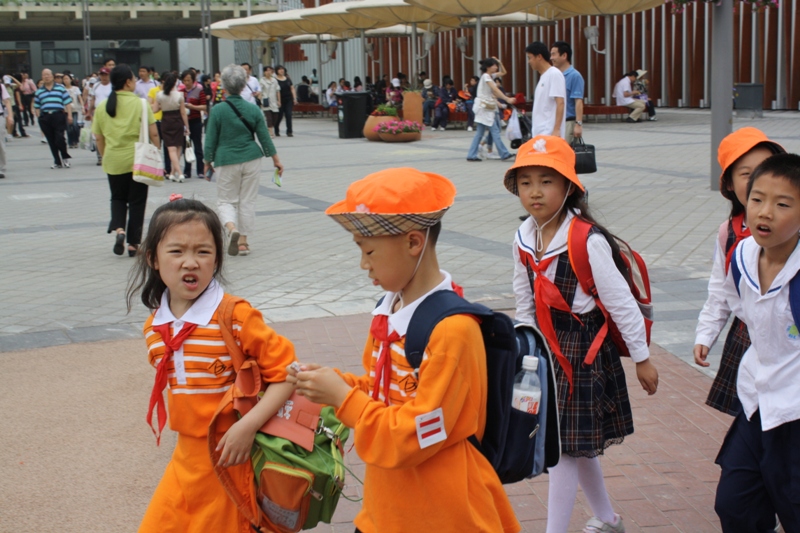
{"left": 325, "top": 168, "right": 456, "bottom": 237}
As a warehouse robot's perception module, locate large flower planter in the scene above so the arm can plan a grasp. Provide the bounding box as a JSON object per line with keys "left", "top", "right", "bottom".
{"left": 363, "top": 115, "right": 396, "bottom": 141}
{"left": 378, "top": 132, "right": 422, "bottom": 143}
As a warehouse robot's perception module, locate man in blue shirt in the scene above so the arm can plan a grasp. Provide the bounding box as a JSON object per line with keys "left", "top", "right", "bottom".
{"left": 33, "top": 68, "right": 73, "bottom": 169}
{"left": 551, "top": 41, "right": 585, "bottom": 145}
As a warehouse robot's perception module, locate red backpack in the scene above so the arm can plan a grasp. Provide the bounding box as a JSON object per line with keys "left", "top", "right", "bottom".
{"left": 567, "top": 218, "right": 653, "bottom": 364}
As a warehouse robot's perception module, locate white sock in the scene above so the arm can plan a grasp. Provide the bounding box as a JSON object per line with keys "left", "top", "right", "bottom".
{"left": 577, "top": 456, "right": 616, "bottom": 524}
{"left": 546, "top": 455, "right": 579, "bottom": 533}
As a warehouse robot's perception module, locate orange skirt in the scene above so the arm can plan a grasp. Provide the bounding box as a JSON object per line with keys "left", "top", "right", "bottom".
{"left": 139, "top": 433, "right": 256, "bottom": 533}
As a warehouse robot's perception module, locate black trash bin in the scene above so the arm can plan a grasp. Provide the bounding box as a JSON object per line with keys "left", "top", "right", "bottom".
{"left": 337, "top": 92, "right": 369, "bottom": 139}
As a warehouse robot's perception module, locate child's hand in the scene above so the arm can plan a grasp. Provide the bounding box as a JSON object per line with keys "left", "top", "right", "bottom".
{"left": 216, "top": 418, "right": 257, "bottom": 467}
{"left": 693, "top": 344, "right": 710, "bottom": 367}
{"left": 294, "top": 367, "right": 352, "bottom": 408}
{"left": 286, "top": 362, "right": 320, "bottom": 382}
{"left": 635, "top": 359, "right": 659, "bottom": 395}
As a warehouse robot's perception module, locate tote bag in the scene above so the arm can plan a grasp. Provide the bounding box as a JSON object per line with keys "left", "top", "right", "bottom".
{"left": 184, "top": 136, "right": 196, "bottom": 164}
{"left": 132, "top": 99, "right": 165, "bottom": 186}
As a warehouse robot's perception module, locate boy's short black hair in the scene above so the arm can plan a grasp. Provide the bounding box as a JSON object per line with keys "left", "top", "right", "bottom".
{"left": 525, "top": 41, "right": 549, "bottom": 58}
{"left": 747, "top": 153, "right": 800, "bottom": 199}
{"left": 427, "top": 221, "right": 442, "bottom": 246}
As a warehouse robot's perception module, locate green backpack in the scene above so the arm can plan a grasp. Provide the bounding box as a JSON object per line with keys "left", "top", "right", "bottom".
{"left": 208, "top": 295, "right": 351, "bottom": 533}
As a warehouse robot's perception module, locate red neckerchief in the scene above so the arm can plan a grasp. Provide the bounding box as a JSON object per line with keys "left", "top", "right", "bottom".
{"left": 148, "top": 322, "right": 198, "bottom": 444}
{"left": 520, "top": 249, "right": 578, "bottom": 396}
{"left": 369, "top": 282, "right": 465, "bottom": 405}
{"left": 725, "top": 213, "right": 750, "bottom": 274}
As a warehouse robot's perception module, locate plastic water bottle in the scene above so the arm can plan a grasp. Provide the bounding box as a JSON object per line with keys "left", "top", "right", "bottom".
{"left": 512, "top": 356, "right": 541, "bottom": 415}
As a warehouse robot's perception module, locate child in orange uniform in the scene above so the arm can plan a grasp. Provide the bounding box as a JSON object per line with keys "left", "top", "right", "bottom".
{"left": 287, "top": 168, "right": 521, "bottom": 533}
{"left": 694, "top": 127, "right": 784, "bottom": 415}
{"left": 128, "top": 197, "right": 296, "bottom": 533}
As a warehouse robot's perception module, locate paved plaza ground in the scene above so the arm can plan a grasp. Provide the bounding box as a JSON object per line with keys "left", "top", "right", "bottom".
{"left": 1, "top": 109, "right": 798, "bottom": 532}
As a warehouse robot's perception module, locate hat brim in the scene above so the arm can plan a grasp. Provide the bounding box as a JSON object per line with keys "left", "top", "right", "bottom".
{"left": 326, "top": 203, "right": 449, "bottom": 237}
{"left": 504, "top": 157, "right": 584, "bottom": 196}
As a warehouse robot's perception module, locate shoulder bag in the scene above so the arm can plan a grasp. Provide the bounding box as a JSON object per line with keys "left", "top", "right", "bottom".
{"left": 132, "top": 99, "right": 165, "bottom": 186}
{"left": 225, "top": 99, "right": 257, "bottom": 139}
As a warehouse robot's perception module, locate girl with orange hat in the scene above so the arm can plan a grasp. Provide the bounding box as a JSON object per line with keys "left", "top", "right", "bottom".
{"left": 505, "top": 136, "right": 658, "bottom": 533}
{"left": 694, "top": 127, "right": 784, "bottom": 416}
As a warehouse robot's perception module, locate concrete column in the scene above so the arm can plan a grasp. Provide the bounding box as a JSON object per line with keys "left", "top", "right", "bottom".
{"left": 710, "top": 0, "right": 734, "bottom": 190}
{"left": 169, "top": 37, "right": 179, "bottom": 71}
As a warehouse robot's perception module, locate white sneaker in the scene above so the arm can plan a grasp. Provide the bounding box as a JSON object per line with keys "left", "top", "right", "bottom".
{"left": 584, "top": 515, "right": 625, "bottom": 533}
{"left": 438, "top": 127, "right": 446, "bottom": 131}
{"left": 648, "top": 116, "right": 658, "bottom": 121}
{"left": 467, "top": 126, "right": 474, "bottom": 132}
{"left": 63, "top": 160, "right": 70, "bottom": 168}
{"left": 485, "top": 151, "right": 501, "bottom": 160}
{"left": 176, "top": 174, "right": 185, "bottom": 183}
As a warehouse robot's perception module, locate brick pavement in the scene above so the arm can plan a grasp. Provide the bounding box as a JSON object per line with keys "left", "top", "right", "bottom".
{"left": 0, "top": 312, "right": 730, "bottom": 532}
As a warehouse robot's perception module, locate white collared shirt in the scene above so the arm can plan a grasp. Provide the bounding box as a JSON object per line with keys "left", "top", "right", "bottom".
{"left": 614, "top": 77, "right": 634, "bottom": 106}
{"left": 372, "top": 270, "right": 453, "bottom": 337}
{"left": 242, "top": 76, "right": 260, "bottom": 105}
{"left": 725, "top": 237, "right": 800, "bottom": 430}
{"left": 695, "top": 218, "right": 748, "bottom": 348}
{"left": 135, "top": 78, "right": 157, "bottom": 99}
{"left": 512, "top": 210, "right": 650, "bottom": 362}
{"left": 151, "top": 279, "right": 224, "bottom": 385}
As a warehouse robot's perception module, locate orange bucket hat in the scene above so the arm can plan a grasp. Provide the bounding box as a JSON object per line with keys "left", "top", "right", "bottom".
{"left": 718, "top": 127, "right": 784, "bottom": 191}
{"left": 326, "top": 168, "right": 456, "bottom": 237}
{"left": 504, "top": 136, "right": 585, "bottom": 195}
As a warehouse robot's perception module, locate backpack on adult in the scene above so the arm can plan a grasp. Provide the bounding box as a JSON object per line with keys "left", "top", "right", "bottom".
{"left": 208, "top": 295, "right": 350, "bottom": 533}
{"left": 403, "top": 290, "right": 561, "bottom": 484}
{"left": 567, "top": 217, "right": 654, "bottom": 366}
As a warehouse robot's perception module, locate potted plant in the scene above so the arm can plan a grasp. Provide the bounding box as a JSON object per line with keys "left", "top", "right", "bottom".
{"left": 363, "top": 104, "right": 399, "bottom": 141}
{"left": 375, "top": 120, "right": 424, "bottom": 143}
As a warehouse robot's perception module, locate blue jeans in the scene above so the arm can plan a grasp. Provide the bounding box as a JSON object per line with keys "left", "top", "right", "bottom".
{"left": 422, "top": 100, "right": 435, "bottom": 125}
{"left": 467, "top": 120, "right": 510, "bottom": 160}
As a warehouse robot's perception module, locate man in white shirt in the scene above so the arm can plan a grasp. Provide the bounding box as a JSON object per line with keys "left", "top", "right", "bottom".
{"left": 240, "top": 63, "right": 261, "bottom": 105}
{"left": 526, "top": 41, "right": 566, "bottom": 139}
{"left": 134, "top": 66, "right": 157, "bottom": 99}
{"left": 613, "top": 72, "right": 646, "bottom": 123}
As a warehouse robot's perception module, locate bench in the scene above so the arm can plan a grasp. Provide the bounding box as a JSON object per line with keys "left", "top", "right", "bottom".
{"left": 583, "top": 105, "right": 630, "bottom": 122}
{"left": 292, "top": 103, "right": 333, "bottom": 118}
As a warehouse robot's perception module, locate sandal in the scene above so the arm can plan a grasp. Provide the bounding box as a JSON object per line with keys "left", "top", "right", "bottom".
{"left": 227, "top": 230, "right": 240, "bottom": 256}
{"left": 128, "top": 245, "right": 139, "bottom": 257}
{"left": 238, "top": 243, "right": 250, "bottom": 256}
{"left": 113, "top": 232, "right": 125, "bottom": 256}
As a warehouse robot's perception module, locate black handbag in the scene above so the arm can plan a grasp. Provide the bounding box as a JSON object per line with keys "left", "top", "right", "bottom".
{"left": 571, "top": 137, "right": 597, "bottom": 174}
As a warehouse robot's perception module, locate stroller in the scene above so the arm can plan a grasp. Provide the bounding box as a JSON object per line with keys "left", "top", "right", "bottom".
{"left": 510, "top": 111, "right": 532, "bottom": 150}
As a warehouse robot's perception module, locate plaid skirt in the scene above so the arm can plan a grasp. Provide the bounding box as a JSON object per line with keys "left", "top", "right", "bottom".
{"left": 706, "top": 317, "right": 749, "bottom": 416}
{"left": 551, "top": 307, "right": 634, "bottom": 458}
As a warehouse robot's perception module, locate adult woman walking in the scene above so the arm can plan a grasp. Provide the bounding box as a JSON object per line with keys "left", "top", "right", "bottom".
{"left": 92, "top": 64, "right": 159, "bottom": 256}
{"left": 273, "top": 65, "right": 296, "bottom": 137}
{"left": 204, "top": 64, "right": 283, "bottom": 257}
{"left": 259, "top": 65, "right": 280, "bottom": 132}
{"left": 466, "top": 58, "right": 515, "bottom": 162}
{"left": 152, "top": 72, "right": 189, "bottom": 182}
{"left": 63, "top": 74, "right": 82, "bottom": 148}
{"left": 180, "top": 69, "right": 207, "bottom": 178}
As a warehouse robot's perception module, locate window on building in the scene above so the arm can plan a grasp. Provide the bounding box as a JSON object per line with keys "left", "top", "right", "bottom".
{"left": 42, "top": 49, "right": 81, "bottom": 65}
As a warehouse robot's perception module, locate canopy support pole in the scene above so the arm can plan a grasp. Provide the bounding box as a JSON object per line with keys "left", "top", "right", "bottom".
{"left": 411, "top": 22, "right": 418, "bottom": 88}
{"left": 710, "top": 0, "right": 733, "bottom": 190}
{"left": 474, "top": 15, "right": 482, "bottom": 75}
{"left": 604, "top": 15, "right": 611, "bottom": 105}
{"left": 317, "top": 35, "right": 323, "bottom": 102}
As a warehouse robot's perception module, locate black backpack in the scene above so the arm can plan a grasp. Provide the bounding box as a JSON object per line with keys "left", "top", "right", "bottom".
{"left": 404, "top": 290, "right": 561, "bottom": 483}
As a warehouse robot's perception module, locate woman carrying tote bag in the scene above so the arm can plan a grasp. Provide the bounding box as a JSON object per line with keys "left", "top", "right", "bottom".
{"left": 93, "top": 64, "right": 160, "bottom": 257}
{"left": 466, "top": 58, "right": 516, "bottom": 162}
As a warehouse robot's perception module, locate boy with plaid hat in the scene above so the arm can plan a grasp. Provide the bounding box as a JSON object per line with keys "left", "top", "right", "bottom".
{"left": 287, "top": 168, "right": 520, "bottom": 533}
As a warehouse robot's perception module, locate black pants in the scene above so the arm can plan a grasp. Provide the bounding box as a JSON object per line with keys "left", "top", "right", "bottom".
{"left": 715, "top": 410, "right": 800, "bottom": 532}
{"left": 66, "top": 112, "right": 80, "bottom": 146}
{"left": 645, "top": 101, "right": 656, "bottom": 117}
{"left": 156, "top": 121, "right": 171, "bottom": 174}
{"left": 107, "top": 172, "right": 148, "bottom": 245}
{"left": 21, "top": 94, "right": 34, "bottom": 125}
{"left": 12, "top": 105, "right": 26, "bottom": 137}
{"left": 274, "top": 99, "right": 293, "bottom": 135}
{"left": 183, "top": 118, "right": 204, "bottom": 177}
{"left": 39, "top": 111, "right": 70, "bottom": 165}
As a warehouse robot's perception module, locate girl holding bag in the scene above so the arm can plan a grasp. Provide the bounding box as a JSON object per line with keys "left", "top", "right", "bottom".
{"left": 92, "top": 64, "right": 160, "bottom": 257}
{"left": 466, "top": 58, "right": 515, "bottom": 162}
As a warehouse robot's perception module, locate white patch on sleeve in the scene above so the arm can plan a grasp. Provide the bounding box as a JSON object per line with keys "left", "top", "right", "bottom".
{"left": 415, "top": 408, "right": 447, "bottom": 449}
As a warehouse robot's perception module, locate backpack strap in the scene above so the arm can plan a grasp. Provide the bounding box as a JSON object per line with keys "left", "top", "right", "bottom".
{"left": 730, "top": 245, "right": 742, "bottom": 297}
{"left": 566, "top": 217, "right": 610, "bottom": 367}
{"left": 791, "top": 272, "right": 800, "bottom": 333}
{"left": 404, "top": 290, "right": 493, "bottom": 369}
{"left": 207, "top": 294, "right": 268, "bottom": 532}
